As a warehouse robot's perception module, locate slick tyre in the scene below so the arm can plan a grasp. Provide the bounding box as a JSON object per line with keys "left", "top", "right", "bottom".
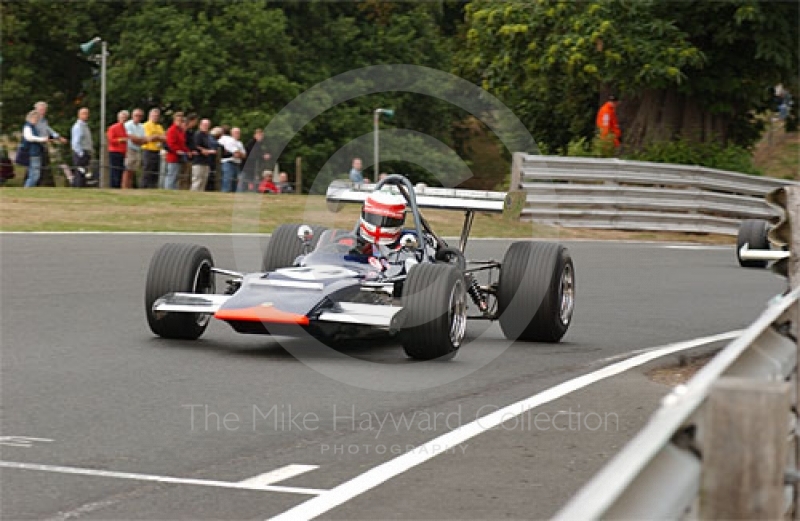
{"left": 736, "top": 219, "right": 770, "bottom": 268}
{"left": 262, "top": 224, "right": 328, "bottom": 272}
{"left": 145, "top": 243, "right": 215, "bottom": 340}
{"left": 400, "top": 263, "right": 467, "bottom": 361}
{"left": 497, "top": 242, "right": 575, "bottom": 343}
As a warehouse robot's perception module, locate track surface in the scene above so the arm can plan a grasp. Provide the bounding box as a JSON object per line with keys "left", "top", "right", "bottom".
{"left": 0, "top": 234, "right": 784, "bottom": 520}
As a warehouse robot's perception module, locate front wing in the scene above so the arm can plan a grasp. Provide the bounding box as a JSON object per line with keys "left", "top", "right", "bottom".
{"left": 153, "top": 293, "right": 403, "bottom": 329}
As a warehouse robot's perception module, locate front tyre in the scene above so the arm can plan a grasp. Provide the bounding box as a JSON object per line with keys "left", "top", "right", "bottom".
{"left": 497, "top": 242, "right": 575, "bottom": 342}
{"left": 400, "top": 264, "right": 467, "bottom": 361}
{"left": 263, "top": 223, "right": 328, "bottom": 272}
{"left": 145, "top": 243, "right": 215, "bottom": 340}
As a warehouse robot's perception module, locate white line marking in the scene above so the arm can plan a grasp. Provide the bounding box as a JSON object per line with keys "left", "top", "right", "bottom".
{"left": 590, "top": 330, "right": 740, "bottom": 366}
{"left": 0, "top": 231, "right": 728, "bottom": 247}
{"left": 42, "top": 499, "right": 119, "bottom": 521}
{"left": 238, "top": 465, "right": 319, "bottom": 487}
{"left": 0, "top": 436, "right": 54, "bottom": 448}
{"left": 0, "top": 461, "right": 326, "bottom": 495}
{"left": 269, "top": 330, "right": 740, "bottom": 521}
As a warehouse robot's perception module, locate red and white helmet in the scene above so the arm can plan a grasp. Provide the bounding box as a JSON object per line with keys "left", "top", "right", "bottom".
{"left": 359, "top": 191, "right": 406, "bottom": 245}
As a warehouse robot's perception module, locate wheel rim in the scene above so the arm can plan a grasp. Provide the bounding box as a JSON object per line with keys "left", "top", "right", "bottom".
{"left": 449, "top": 279, "right": 467, "bottom": 348}
{"left": 193, "top": 260, "right": 214, "bottom": 327}
{"left": 559, "top": 263, "right": 575, "bottom": 326}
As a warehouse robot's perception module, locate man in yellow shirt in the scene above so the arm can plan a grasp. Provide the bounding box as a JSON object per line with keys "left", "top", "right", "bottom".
{"left": 142, "top": 108, "right": 166, "bottom": 188}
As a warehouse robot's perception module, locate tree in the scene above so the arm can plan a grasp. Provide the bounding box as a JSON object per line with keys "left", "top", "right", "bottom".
{"left": 1, "top": 0, "right": 129, "bottom": 135}
{"left": 458, "top": 0, "right": 799, "bottom": 152}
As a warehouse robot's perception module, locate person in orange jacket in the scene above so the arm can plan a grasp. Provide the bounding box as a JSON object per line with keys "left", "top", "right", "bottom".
{"left": 596, "top": 95, "right": 621, "bottom": 147}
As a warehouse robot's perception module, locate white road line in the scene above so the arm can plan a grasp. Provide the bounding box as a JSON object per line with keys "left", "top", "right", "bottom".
{"left": 269, "top": 330, "right": 740, "bottom": 521}
{"left": 238, "top": 465, "right": 319, "bottom": 487}
{"left": 590, "top": 330, "right": 741, "bottom": 366}
{"left": 0, "top": 461, "right": 326, "bottom": 495}
{"left": 42, "top": 498, "right": 119, "bottom": 521}
{"left": 0, "top": 436, "right": 54, "bottom": 448}
{"left": 0, "top": 231, "right": 726, "bottom": 247}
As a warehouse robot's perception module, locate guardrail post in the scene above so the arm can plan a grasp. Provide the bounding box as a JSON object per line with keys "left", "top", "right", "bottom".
{"left": 786, "top": 187, "right": 800, "bottom": 518}
{"left": 700, "top": 377, "right": 790, "bottom": 519}
{"left": 510, "top": 152, "right": 524, "bottom": 190}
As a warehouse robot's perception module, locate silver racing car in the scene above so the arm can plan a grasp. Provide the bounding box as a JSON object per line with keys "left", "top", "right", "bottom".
{"left": 145, "top": 175, "right": 575, "bottom": 360}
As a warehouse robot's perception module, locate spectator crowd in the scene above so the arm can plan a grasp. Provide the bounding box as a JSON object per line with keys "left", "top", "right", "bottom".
{"left": 14, "top": 102, "right": 296, "bottom": 193}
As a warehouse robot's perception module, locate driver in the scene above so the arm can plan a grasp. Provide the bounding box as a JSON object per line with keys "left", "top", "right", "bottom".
{"left": 357, "top": 190, "right": 407, "bottom": 256}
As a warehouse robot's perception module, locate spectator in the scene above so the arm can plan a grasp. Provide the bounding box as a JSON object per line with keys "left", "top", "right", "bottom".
{"left": 123, "top": 108, "right": 148, "bottom": 189}
{"left": 107, "top": 110, "right": 130, "bottom": 188}
{"left": 190, "top": 118, "right": 215, "bottom": 191}
{"left": 243, "top": 128, "right": 271, "bottom": 190}
{"left": 596, "top": 95, "right": 621, "bottom": 148}
{"left": 276, "top": 171, "right": 294, "bottom": 193}
{"left": 218, "top": 127, "right": 246, "bottom": 193}
{"left": 71, "top": 107, "right": 93, "bottom": 173}
{"left": 33, "top": 101, "right": 67, "bottom": 186}
{"left": 258, "top": 171, "right": 279, "bottom": 194}
{"left": 164, "top": 112, "right": 189, "bottom": 190}
{"left": 349, "top": 157, "right": 364, "bottom": 183}
{"left": 378, "top": 172, "right": 388, "bottom": 181}
{"left": 21, "top": 110, "right": 50, "bottom": 188}
{"left": 141, "top": 108, "right": 165, "bottom": 189}
{"left": 207, "top": 126, "right": 223, "bottom": 191}
{"left": 181, "top": 113, "right": 199, "bottom": 189}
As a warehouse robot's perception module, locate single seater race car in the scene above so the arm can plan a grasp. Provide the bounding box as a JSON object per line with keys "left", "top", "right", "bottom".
{"left": 145, "top": 175, "right": 576, "bottom": 360}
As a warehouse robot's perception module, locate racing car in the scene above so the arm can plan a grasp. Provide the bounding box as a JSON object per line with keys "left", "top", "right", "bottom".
{"left": 145, "top": 175, "right": 575, "bottom": 360}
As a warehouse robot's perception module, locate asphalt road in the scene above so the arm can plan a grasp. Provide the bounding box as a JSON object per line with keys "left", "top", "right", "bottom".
{"left": 0, "top": 233, "right": 786, "bottom": 520}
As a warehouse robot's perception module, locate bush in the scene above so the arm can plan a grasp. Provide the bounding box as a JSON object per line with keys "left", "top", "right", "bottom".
{"left": 624, "top": 139, "right": 762, "bottom": 175}
{"left": 563, "top": 135, "right": 617, "bottom": 158}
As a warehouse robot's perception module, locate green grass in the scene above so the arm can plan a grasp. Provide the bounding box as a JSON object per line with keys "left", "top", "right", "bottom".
{"left": 0, "top": 187, "right": 551, "bottom": 237}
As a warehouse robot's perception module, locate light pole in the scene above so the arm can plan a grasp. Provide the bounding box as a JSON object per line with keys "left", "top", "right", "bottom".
{"left": 80, "top": 37, "right": 108, "bottom": 188}
{"left": 373, "top": 108, "right": 394, "bottom": 183}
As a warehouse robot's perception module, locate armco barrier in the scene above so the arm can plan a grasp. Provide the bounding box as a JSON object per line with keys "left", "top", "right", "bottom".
{"left": 555, "top": 186, "right": 800, "bottom": 519}
{"left": 513, "top": 154, "right": 798, "bottom": 235}
{"left": 555, "top": 287, "right": 797, "bottom": 519}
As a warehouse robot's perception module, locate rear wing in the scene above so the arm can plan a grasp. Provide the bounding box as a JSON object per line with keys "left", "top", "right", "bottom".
{"left": 326, "top": 180, "right": 507, "bottom": 214}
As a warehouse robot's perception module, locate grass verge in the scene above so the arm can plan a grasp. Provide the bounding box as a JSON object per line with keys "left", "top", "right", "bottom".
{"left": 0, "top": 188, "right": 732, "bottom": 243}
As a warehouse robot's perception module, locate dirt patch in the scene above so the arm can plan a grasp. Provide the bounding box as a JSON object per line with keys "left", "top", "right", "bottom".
{"left": 646, "top": 351, "right": 718, "bottom": 387}
{"left": 754, "top": 125, "right": 799, "bottom": 181}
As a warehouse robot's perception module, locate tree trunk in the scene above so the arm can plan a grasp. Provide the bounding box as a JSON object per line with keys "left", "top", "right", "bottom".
{"left": 619, "top": 88, "right": 731, "bottom": 150}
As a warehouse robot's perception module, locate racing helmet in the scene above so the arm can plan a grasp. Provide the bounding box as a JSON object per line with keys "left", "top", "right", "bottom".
{"left": 359, "top": 191, "right": 406, "bottom": 245}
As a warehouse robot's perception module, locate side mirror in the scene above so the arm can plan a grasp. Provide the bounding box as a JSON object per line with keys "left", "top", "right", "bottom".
{"left": 399, "top": 234, "right": 418, "bottom": 250}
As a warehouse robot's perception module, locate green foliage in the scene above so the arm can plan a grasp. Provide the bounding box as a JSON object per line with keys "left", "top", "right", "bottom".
{"left": 626, "top": 139, "right": 762, "bottom": 175}
{"left": 2, "top": 1, "right": 460, "bottom": 189}
{"left": 564, "top": 135, "right": 616, "bottom": 158}
{"left": 458, "top": 0, "right": 799, "bottom": 151}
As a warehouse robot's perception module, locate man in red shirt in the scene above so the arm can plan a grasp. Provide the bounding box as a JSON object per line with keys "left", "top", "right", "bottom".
{"left": 165, "top": 112, "right": 189, "bottom": 190}
{"left": 107, "top": 110, "right": 129, "bottom": 188}
{"left": 596, "top": 95, "right": 621, "bottom": 148}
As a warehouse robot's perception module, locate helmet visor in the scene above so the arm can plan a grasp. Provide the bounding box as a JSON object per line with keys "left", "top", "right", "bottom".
{"left": 361, "top": 211, "right": 404, "bottom": 228}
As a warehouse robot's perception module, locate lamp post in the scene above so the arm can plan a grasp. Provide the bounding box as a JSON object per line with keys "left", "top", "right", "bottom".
{"left": 80, "top": 37, "right": 108, "bottom": 188}
{"left": 373, "top": 108, "right": 394, "bottom": 183}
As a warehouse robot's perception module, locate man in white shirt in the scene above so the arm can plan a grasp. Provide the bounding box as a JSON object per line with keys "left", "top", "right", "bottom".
{"left": 71, "top": 107, "right": 93, "bottom": 169}
{"left": 33, "top": 101, "right": 67, "bottom": 186}
{"left": 123, "top": 108, "right": 148, "bottom": 188}
{"left": 217, "top": 127, "right": 246, "bottom": 193}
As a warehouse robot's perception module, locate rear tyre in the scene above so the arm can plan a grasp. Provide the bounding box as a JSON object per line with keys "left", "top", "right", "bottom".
{"left": 145, "top": 243, "right": 215, "bottom": 340}
{"left": 497, "top": 242, "right": 574, "bottom": 343}
{"left": 400, "top": 263, "right": 467, "bottom": 360}
{"left": 263, "top": 224, "right": 328, "bottom": 272}
{"left": 736, "top": 219, "right": 770, "bottom": 268}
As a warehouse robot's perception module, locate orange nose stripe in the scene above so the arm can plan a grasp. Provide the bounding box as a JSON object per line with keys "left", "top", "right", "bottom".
{"left": 214, "top": 306, "right": 310, "bottom": 325}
